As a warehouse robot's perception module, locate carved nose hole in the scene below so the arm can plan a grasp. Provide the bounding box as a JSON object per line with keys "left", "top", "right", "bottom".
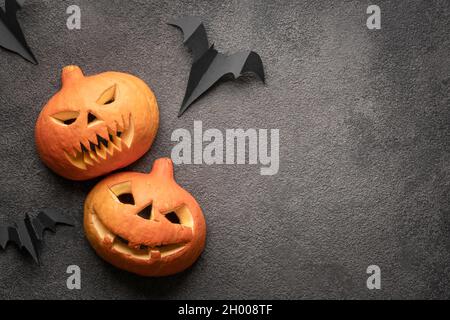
{"left": 137, "top": 204, "right": 152, "bottom": 220}
{"left": 87, "top": 112, "right": 98, "bottom": 124}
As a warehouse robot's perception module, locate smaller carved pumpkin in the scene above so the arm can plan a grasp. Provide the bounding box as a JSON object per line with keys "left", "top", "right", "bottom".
{"left": 35, "top": 65, "right": 159, "bottom": 180}
{"left": 84, "top": 158, "right": 206, "bottom": 276}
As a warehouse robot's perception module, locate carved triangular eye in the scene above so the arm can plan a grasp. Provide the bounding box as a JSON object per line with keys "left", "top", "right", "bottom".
{"left": 109, "top": 181, "right": 135, "bottom": 205}
{"left": 87, "top": 112, "right": 97, "bottom": 124}
{"left": 51, "top": 111, "right": 80, "bottom": 126}
{"left": 117, "top": 193, "right": 135, "bottom": 205}
{"left": 97, "top": 85, "right": 116, "bottom": 105}
{"left": 165, "top": 212, "right": 180, "bottom": 224}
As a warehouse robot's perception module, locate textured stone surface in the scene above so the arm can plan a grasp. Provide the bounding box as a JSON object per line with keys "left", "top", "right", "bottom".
{"left": 0, "top": 0, "right": 449, "bottom": 299}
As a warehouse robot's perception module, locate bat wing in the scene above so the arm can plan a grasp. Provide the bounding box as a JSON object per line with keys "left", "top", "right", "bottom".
{"left": 0, "top": 225, "right": 17, "bottom": 249}
{"left": 17, "top": 216, "right": 39, "bottom": 263}
{"left": 179, "top": 50, "right": 265, "bottom": 116}
{"left": 31, "top": 210, "right": 73, "bottom": 240}
{"left": 168, "top": 16, "right": 210, "bottom": 62}
{"left": 0, "top": 0, "right": 37, "bottom": 64}
{"left": 237, "top": 51, "right": 265, "bottom": 83}
{"left": 0, "top": 216, "right": 39, "bottom": 263}
{"left": 0, "top": 210, "right": 73, "bottom": 264}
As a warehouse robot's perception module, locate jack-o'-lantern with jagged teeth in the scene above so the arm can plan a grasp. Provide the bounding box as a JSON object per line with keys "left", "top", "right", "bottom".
{"left": 84, "top": 158, "right": 206, "bottom": 276}
{"left": 35, "top": 65, "right": 159, "bottom": 180}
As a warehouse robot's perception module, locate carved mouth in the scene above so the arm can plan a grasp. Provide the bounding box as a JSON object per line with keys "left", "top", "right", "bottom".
{"left": 90, "top": 209, "right": 186, "bottom": 261}
{"left": 65, "top": 115, "right": 134, "bottom": 170}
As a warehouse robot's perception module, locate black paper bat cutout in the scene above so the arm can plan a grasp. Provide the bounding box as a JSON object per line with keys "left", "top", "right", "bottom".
{"left": 0, "top": 0, "right": 37, "bottom": 64}
{"left": 168, "top": 16, "right": 265, "bottom": 116}
{"left": 0, "top": 210, "right": 73, "bottom": 263}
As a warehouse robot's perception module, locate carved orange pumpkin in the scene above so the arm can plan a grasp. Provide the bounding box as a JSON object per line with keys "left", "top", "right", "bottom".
{"left": 84, "top": 158, "right": 206, "bottom": 276}
{"left": 35, "top": 65, "right": 159, "bottom": 180}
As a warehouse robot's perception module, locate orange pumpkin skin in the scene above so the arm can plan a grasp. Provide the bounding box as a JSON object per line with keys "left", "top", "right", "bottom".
{"left": 35, "top": 65, "right": 159, "bottom": 180}
{"left": 84, "top": 158, "right": 206, "bottom": 276}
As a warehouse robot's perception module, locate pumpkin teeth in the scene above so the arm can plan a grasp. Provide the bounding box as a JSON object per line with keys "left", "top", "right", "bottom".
{"left": 96, "top": 144, "right": 107, "bottom": 159}
{"left": 91, "top": 210, "right": 115, "bottom": 247}
{"left": 66, "top": 116, "right": 133, "bottom": 168}
{"left": 90, "top": 141, "right": 98, "bottom": 153}
{"left": 97, "top": 127, "right": 110, "bottom": 144}
{"left": 105, "top": 141, "right": 115, "bottom": 156}
{"left": 150, "top": 250, "right": 161, "bottom": 259}
{"left": 107, "top": 127, "right": 116, "bottom": 139}
{"left": 80, "top": 142, "right": 89, "bottom": 153}
{"left": 72, "top": 143, "right": 82, "bottom": 154}
{"left": 158, "top": 243, "right": 185, "bottom": 257}
{"left": 64, "top": 150, "right": 87, "bottom": 170}
{"left": 88, "top": 134, "right": 99, "bottom": 148}
{"left": 83, "top": 152, "right": 94, "bottom": 166}
{"left": 111, "top": 136, "right": 122, "bottom": 151}
{"left": 96, "top": 134, "right": 109, "bottom": 148}
{"left": 103, "top": 235, "right": 114, "bottom": 249}
{"left": 89, "top": 150, "right": 100, "bottom": 163}
{"left": 121, "top": 113, "right": 130, "bottom": 130}
{"left": 110, "top": 235, "right": 151, "bottom": 260}
{"left": 106, "top": 121, "right": 117, "bottom": 135}
{"left": 121, "top": 114, "right": 134, "bottom": 148}
{"left": 116, "top": 120, "right": 124, "bottom": 133}
{"left": 68, "top": 148, "right": 78, "bottom": 158}
{"left": 90, "top": 208, "right": 186, "bottom": 261}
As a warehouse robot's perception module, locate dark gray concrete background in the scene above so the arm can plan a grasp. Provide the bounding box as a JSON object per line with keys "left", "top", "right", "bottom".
{"left": 0, "top": 0, "right": 449, "bottom": 299}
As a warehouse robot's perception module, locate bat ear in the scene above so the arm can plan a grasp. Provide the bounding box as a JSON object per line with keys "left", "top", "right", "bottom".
{"left": 244, "top": 51, "right": 265, "bottom": 84}
{"left": 167, "top": 19, "right": 178, "bottom": 26}
{"left": 61, "top": 65, "right": 84, "bottom": 87}
{"left": 167, "top": 18, "right": 186, "bottom": 30}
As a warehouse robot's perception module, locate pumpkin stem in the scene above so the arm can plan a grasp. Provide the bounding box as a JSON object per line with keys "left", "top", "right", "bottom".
{"left": 61, "top": 65, "right": 84, "bottom": 86}
{"left": 150, "top": 158, "right": 174, "bottom": 180}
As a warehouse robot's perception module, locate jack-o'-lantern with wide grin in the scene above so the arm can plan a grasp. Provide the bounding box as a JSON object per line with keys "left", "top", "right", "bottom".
{"left": 35, "top": 65, "right": 159, "bottom": 180}
{"left": 84, "top": 158, "right": 206, "bottom": 276}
